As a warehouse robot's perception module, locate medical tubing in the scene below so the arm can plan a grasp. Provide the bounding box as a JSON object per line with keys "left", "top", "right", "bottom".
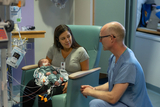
{"left": 7, "top": 73, "right": 47, "bottom": 97}
{"left": 6, "top": 81, "right": 44, "bottom": 98}
{"left": 22, "top": 84, "right": 44, "bottom": 97}
{"left": 17, "top": 24, "right": 22, "bottom": 39}
{"left": 7, "top": 84, "right": 48, "bottom": 104}
{"left": 7, "top": 70, "right": 51, "bottom": 103}
{"left": 7, "top": 74, "right": 40, "bottom": 88}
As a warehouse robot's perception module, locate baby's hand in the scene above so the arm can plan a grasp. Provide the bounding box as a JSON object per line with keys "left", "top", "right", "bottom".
{"left": 60, "top": 77, "right": 63, "bottom": 82}
{"left": 53, "top": 71, "right": 57, "bottom": 75}
{"left": 46, "top": 72, "right": 51, "bottom": 76}
{"left": 54, "top": 81, "right": 60, "bottom": 86}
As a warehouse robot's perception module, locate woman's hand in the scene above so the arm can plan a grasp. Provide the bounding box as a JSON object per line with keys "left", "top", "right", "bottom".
{"left": 62, "top": 82, "right": 68, "bottom": 93}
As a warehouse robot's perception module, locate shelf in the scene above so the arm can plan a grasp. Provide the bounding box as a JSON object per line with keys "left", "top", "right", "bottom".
{"left": 11, "top": 30, "right": 46, "bottom": 38}
{"left": 137, "top": 27, "right": 160, "bottom": 36}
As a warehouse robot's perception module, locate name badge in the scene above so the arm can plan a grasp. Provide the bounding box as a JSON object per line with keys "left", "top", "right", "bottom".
{"left": 61, "top": 62, "right": 65, "bottom": 70}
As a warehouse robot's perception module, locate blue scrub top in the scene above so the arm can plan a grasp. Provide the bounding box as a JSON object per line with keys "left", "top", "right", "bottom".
{"left": 107, "top": 48, "right": 153, "bottom": 107}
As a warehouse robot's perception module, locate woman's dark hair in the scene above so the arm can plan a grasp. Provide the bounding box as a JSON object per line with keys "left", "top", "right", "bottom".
{"left": 54, "top": 24, "right": 81, "bottom": 51}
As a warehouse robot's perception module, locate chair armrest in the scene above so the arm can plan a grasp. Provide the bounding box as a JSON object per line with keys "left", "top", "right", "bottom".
{"left": 20, "top": 64, "right": 38, "bottom": 107}
{"left": 52, "top": 94, "right": 67, "bottom": 107}
{"left": 51, "top": 67, "right": 101, "bottom": 107}
{"left": 66, "top": 67, "right": 101, "bottom": 107}
{"left": 22, "top": 64, "right": 38, "bottom": 70}
{"left": 69, "top": 67, "right": 101, "bottom": 79}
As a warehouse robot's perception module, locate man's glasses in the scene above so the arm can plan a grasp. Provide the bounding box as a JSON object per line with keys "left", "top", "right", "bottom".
{"left": 99, "top": 35, "right": 116, "bottom": 40}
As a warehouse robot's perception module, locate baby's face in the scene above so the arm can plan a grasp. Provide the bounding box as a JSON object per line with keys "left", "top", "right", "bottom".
{"left": 41, "top": 59, "right": 50, "bottom": 66}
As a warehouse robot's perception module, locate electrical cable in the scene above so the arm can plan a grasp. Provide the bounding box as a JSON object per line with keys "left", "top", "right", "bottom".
{"left": 7, "top": 65, "right": 54, "bottom": 104}
{"left": 7, "top": 73, "right": 44, "bottom": 98}
{"left": 7, "top": 73, "right": 42, "bottom": 89}
{"left": 7, "top": 85, "right": 48, "bottom": 104}
{"left": 7, "top": 73, "right": 50, "bottom": 104}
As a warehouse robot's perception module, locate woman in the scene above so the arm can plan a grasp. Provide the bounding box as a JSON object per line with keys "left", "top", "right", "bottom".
{"left": 23, "top": 24, "right": 89, "bottom": 107}
{"left": 46, "top": 24, "right": 89, "bottom": 93}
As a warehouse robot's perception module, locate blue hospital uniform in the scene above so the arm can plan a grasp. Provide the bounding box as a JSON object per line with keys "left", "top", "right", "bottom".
{"left": 90, "top": 48, "right": 153, "bottom": 107}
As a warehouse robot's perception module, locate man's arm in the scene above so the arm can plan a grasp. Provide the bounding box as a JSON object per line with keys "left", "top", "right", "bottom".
{"left": 80, "top": 82, "right": 109, "bottom": 98}
{"left": 81, "top": 83, "right": 129, "bottom": 104}
{"left": 94, "top": 82, "right": 109, "bottom": 91}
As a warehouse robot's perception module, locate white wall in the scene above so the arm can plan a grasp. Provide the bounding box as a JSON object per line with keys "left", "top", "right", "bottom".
{"left": 134, "top": 0, "right": 160, "bottom": 89}
{"left": 134, "top": 32, "right": 160, "bottom": 88}
{"left": 74, "top": 0, "right": 93, "bottom": 25}
{"left": 94, "top": 0, "right": 126, "bottom": 74}
{"left": 34, "top": 0, "right": 74, "bottom": 63}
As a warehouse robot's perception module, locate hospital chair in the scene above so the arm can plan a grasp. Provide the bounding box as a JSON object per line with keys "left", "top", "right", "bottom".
{"left": 20, "top": 25, "right": 102, "bottom": 107}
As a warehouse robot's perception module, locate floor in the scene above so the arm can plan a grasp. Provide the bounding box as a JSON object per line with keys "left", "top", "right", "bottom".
{"left": 6, "top": 79, "right": 160, "bottom": 107}
{"left": 147, "top": 89, "right": 160, "bottom": 107}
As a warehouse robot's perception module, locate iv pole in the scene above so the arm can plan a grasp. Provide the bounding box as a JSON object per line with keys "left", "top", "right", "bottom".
{"left": 0, "top": 5, "right": 10, "bottom": 107}
{"left": 1, "top": 49, "right": 8, "bottom": 107}
{"left": 0, "top": 5, "right": 14, "bottom": 107}
{"left": 0, "top": 1, "right": 25, "bottom": 106}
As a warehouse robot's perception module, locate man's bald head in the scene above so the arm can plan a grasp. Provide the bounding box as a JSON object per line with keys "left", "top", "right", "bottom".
{"left": 101, "top": 21, "right": 126, "bottom": 42}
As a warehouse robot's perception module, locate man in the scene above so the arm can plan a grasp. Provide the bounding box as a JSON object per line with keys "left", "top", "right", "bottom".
{"left": 80, "top": 21, "right": 153, "bottom": 107}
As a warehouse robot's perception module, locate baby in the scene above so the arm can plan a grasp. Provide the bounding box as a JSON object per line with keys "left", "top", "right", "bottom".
{"left": 37, "top": 58, "right": 67, "bottom": 86}
{"left": 35, "top": 58, "right": 68, "bottom": 102}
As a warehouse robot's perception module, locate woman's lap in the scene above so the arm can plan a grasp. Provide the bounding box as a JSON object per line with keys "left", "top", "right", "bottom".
{"left": 23, "top": 79, "right": 48, "bottom": 107}
{"left": 23, "top": 79, "right": 65, "bottom": 107}
{"left": 38, "top": 85, "right": 64, "bottom": 107}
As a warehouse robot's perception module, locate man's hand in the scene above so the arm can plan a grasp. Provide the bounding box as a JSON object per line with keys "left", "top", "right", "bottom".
{"left": 82, "top": 87, "right": 94, "bottom": 97}
{"left": 80, "top": 85, "right": 95, "bottom": 98}
{"left": 80, "top": 85, "right": 95, "bottom": 91}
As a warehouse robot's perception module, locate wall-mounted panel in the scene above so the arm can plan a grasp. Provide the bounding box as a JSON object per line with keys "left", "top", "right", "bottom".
{"left": 94, "top": 0, "right": 126, "bottom": 74}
